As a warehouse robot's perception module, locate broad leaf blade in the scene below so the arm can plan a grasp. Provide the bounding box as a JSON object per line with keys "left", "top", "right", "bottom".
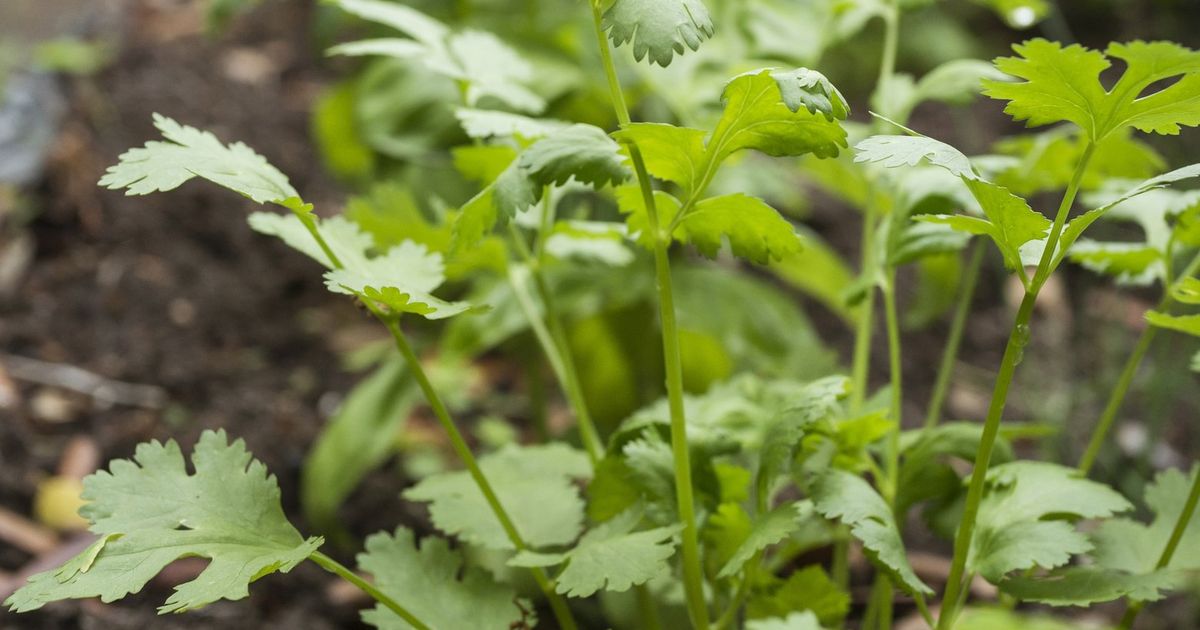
{"left": 6, "top": 431, "right": 322, "bottom": 614}
{"left": 602, "top": 0, "right": 714, "bottom": 67}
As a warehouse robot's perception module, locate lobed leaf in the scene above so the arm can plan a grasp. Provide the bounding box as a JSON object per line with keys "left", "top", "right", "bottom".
{"left": 601, "top": 0, "right": 714, "bottom": 67}
{"left": 717, "top": 502, "right": 806, "bottom": 578}
{"left": 6, "top": 431, "right": 322, "bottom": 614}
{"left": 984, "top": 39, "right": 1200, "bottom": 141}
{"left": 99, "top": 113, "right": 297, "bottom": 204}
{"left": 811, "top": 469, "right": 932, "bottom": 595}
{"left": 714, "top": 70, "right": 848, "bottom": 161}
{"left": 1093, "top": 465, "right": 1200, "bottom": 574}
{"left": 680, "top": 193, "right": 803, "bottom": 264}
{"left": 509, "top": 509, "right": 681, "bottom": 597}
{"left": 997, "top": 567, "right": 1178, "bottom": 606}
{"left": 358, "top": 527, "right": 527, "bottom": 630}
{"left": 404, "top": 443, "right": 591, "bottom": 550}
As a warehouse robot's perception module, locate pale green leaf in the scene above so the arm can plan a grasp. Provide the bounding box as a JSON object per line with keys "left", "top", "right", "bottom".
{"left": 811, "top": 469, "right": 932, "bottom": 595}
{"left": 248, "top": 212, "right": 373, "bottom": 270}
{"left": 681, "top": 193, "right": 803, "bottom": 263}
{"left": 1067, "top": 240, "right": 1162, "bottom": 285}
{"left": 984, "top": 39, "right": 1200, "bottom": 141}
{"left": 99, "top": 113, "right": 297, "bottom": 204}
{"left": 998, "top": 567, "right": 1178, "bottom": 606}
{"left": 602, "top": 0, "right": 714, "bottom": 67}
{"left": 325, "top": 241, "right": 475, "bottom": 320}
{"left": 509, "top": 509, "right": 681, "bottom": 597}
{"left": 1145, "top": 311, "right": 1200, "bottom": 337}
{"left": 332, "top": 0, "right": 448, "bottom": 45}
{"left": 745, "top": 611, "right": 823, "bottom": 630}
{"left": 1094, "top": 465, "right": 1200, "bottom": 573}
{"left": 358, "top": 527, "right": 527, "bottom": 630}
{"left": 404, "top": 443, "right": 591, "bottom": 550}
{"left": 545, "top": 221, "right": 634, "bottom": 266}
{"left": 914, "top": 59, "right": 1012, "bottom": 106}
{"left": 519, "top": 124, "right": 631, "bottom": 190}
{"left": 454, "top": 108, "right": 569, "bottom": 140}
{"left": 718, "top": 502, "right": 805, "bottom": 578}
{"left": 854, "top": 134, "right": 975, "bottom": 178}
{"left": 888, "top": 222, "right": 971, "bottom": 266}
{"left": 5, "top": 431, "right": 322, "bottom": 614}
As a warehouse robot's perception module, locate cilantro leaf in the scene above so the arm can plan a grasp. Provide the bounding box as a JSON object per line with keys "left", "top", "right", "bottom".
{"left": 330, "top": 0, "right": 543, "bottom": 112}
{"left": 248, "top": 212, "right": 373, "bottom": 270}
{"left": 969, "top": 461, "right": 1131, "bottom": 582}
{"left": 997, "top": 567, "right": 1178, "bottom": 606}
{"left": 6, "top": 431, "right": 322, "bottom": 614}
{"left": 601, "top": 0, "right": 714, "bottom": 67}
{"left": 454, "top": 108, "right": 569, "bottom": 140}
{"left": 519, "top": 124, "right": 631, "bottom": 190}
{"left": 509, "top": 509, "right": 681, "bottom": 597}
{"left": 358, "top": 527, "right": 528, "bottom": 630}
{"left": 717, "top": 502, "right": 805, "bottom": 578}
{"left": 612, "top": 123, "right": 708, "bottom": 196}
{"left": 746, "top": 565, "right": 849, "bottom": 626}
{"left": 811, "top": 469, "right": 933, "bottom": 595}
{"left": 714, "top": 69, "right": 848, "bottom": 161}
{"left": 857, "top": 134, "right": 1049, "bottom": 272}
{"left": 1145, "top": 311, "right": 1200, "bottom": 337}
{"left": 1067, "top": 240, "right": 1162, "bottom": 285}
{"left": 99, "top": 113, "right": 297, "bottom": 204}
{"left": 1093, "top": 465, "right": 1200, "bottom": 573}
{"left": 325, "top": 241, "right": 476, "bottom": 320}
{"left": 681, "top": 193, "right": 803, "bottom": 263}
{"left": 745, "top": 611, "right": 823, "bottom": 630}
{"left": 984, "top": 39, "right": 1200, "bottom": 141}
{"left": 404, "top": 443, "right": 591, "bottom": 550}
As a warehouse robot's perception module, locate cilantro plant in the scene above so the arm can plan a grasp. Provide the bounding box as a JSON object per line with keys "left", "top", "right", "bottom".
{"left": 8, "top": 1, "right": 1200, "bottom": 629}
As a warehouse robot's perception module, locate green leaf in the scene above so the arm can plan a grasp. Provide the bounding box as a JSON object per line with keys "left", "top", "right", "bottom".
{"left": 992, "top": 128, "right": 1166, "bottom": 197}
{"left": 601, "top": 0, "right": 714, "bottom": 67}
{"left": 302, "top": 358, "right": 418, "bottom": 536}
{"left": 1146, "top": 311, "right": 1200, "bottom": 337}
{"left": 984, "top": 39, "right": 1200, "bottom": 141}
{"left": 1094, "top": 465, "right": 1200, "bottom": 573}
{"left": 714, "top": 69, "right": 848, "bottom": 161}
{"left": 997, "top": 567, "right": 1178, "bottom": 606}
{"left": 615, "top": 184, "right": 684, "bottom": 247}
{"left": 1174, "top": 277, "right": 1200, "bottom": 304}
{"left": 758, "top": 377, "right": 850, "bottom": 487}
{"left": 858, "top": 134, "right": 1050, "bottom": 272}
{"left": 1067, "top": 240, "right": 1162, "bottom": 285}
{"left": 519, "top": 124, "right": 631, "bottom": 190}
{"left": 681, "top": 193, "right": 803, "bottom": 263}
{"left": 914, "top": 59, "right": 1013, "bottom": 106}
{"left": 745, "top": 611, "right": 823, "bottom": 630}
{"left": 404, "top": 443, "right": 591, "bottom": 550}
{"left": 248, "top": 212, "right": 373, "bottom": 270}
{"left": 99, "top": 113, "right": 297, "bottom": 204}
{"left": 612, "top": 123, "right": 708, "bottom": 196}
{"left": 888, "top": 222, "right": 971, "bottom": 266}
{"left": 358, "top": 527, "right": 528, "bottom": 630}
{"left": 811, "top": 469, "right": 932, "bottom": 595}
{"left": 325, "top": 241, "right": 476, "bottom": 320}
{"left": 896, "top": 422, "right": 1016, "bottom": 517}
{"left": 5, "top": 431, "right": 322, "bottom": 614}
{"left": 509, "top": 509, "right": 681, "bottom": 597}
{"left": 454, "top": 108, "right": 569, "bottom": 140}
{"left": 330, "top": 0, "right": 544, "bottom": 112}
{"left": 545, "top": 221, "right": 634, "bottom": 266}
{"left": 718, "top": 502, "right": 805, "bottom": 578}
{"left": 969, "top": 461, "right": 1131, "bottom": 581}
{"left": 746, "top": 565, "right": 849, "bottom": 626}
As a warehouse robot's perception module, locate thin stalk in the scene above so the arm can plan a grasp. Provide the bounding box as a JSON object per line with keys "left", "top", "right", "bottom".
{"left": 588, "top": 2, "right": 709, "bottom": 626}
{"left": 1079, "top": 249, "right": 1200, "bottom": 475}
{"left": 936, "top": 143, "right": 1096, "bottom": 629}
{"left": 504, "top": 237, "right": 603, "bottom": 464}
{"left": 1118, "top": 465, "right": 1200, "bottom": 629}
{"left": 849, "top": 212, "right": 878, "bottom": 412}
{"left": 924, "top": 241, "right": 985, "bottom": 429}
{"left": 381, "top": 317, "right": 577, "bottom": 630}
{"left": 310, "top": 551, "right": 431, "bottom": 630}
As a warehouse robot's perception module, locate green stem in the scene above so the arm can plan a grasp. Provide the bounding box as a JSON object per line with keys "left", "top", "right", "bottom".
{"left": 936, "top": 143, "right": 1096, "bottom": 629}
{"left": 1079, "top": 249, "right": 1200, "bottom": 475}
{"left": 380, "top": 317, "right": 577, "bottom": 630}
{"left": 1118, "top": 464, "right": 1200, "bottom": 629}
{"left": 588, "top": 2, "right": 709, "bottom": 627}
{"left": 311, "top": 551, "right": 431, "bottom": 630}
{"left": 850, "top": 212, "right": 878, "bottom": 412}
{"left": 505, "top": 235, "right": 603, "bottom": 464}
{"left": 924, "top": 241, "right": 985, "bottom": 429}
